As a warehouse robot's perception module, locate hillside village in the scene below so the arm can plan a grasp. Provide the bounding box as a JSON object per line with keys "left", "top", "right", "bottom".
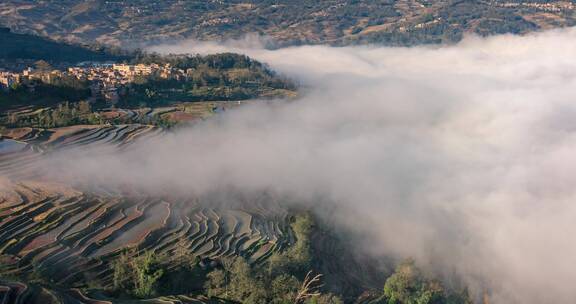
{"left": 494, "top": 1, "right": 575, "bottom": 12}
{"left": 0, "top": 52, "right": 296, "bottom": 129}
{"left": 1, "top": 63, "right": 190, "bottom": 104}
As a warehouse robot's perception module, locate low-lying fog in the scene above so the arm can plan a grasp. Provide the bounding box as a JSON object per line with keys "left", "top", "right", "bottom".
{"left": 47, "top": 28, "right": 576, "bottom": 303}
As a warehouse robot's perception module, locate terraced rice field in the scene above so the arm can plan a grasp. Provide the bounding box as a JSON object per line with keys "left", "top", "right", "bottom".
{"left": 0, "top": 278, "right": 227, "bottom": 303}
{"left": 1, "top": 101, "right": 251, "bottom": 129}
{"left": 0, "top": 124, "right": 291, "bottom": 303}
{"left": 0, "top": 124, "right": 161, "bottom": 181}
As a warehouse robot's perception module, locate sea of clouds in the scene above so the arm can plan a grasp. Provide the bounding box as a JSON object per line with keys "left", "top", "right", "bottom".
{"left": 44, "top": 28, "right": 576, "bottom": 303}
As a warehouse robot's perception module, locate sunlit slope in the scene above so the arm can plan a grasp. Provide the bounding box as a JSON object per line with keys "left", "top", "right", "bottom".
{"left": 1, "top": 0, "right": 575, "bottom": 46}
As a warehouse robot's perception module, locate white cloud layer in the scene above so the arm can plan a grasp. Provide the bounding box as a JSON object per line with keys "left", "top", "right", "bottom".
{"left": 45, "top": 28, "right": 576, "bottom": 303}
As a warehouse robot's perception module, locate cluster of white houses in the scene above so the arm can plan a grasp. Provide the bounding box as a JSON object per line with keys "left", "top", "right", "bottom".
{"left": 495, "top": 1, "right": 575, "bottom": 12}
{"left": 0, "top": 71, "right": 21, "bottom": 91}
{"left": 1, "top": 63, "right": 190, "bottom": 103}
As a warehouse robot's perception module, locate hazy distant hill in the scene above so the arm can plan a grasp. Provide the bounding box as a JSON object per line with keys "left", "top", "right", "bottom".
{"left": 1, "top": 0, "right": 575, "bottom": 47}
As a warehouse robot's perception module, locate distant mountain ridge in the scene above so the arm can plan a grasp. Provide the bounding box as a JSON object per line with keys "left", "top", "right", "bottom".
{"left": 1, "top": 0, "right": 575, "bottom": 48}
